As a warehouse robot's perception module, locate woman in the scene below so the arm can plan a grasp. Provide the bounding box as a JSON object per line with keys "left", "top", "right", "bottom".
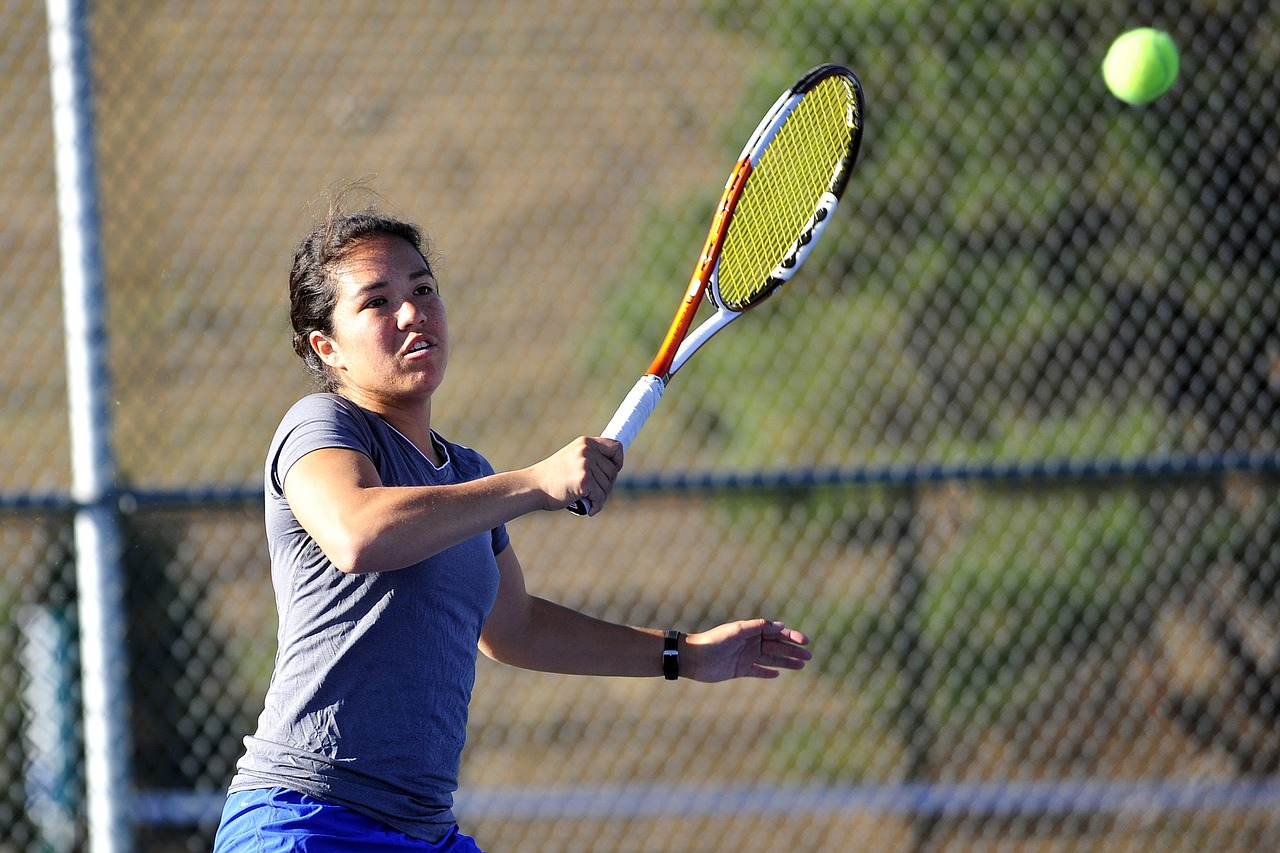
{"left": 213, "top": 201, "right": 812, "bottom": 852}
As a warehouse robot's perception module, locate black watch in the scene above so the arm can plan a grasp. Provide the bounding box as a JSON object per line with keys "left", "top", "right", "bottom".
{"left": 663, "top": 630, "right": 681, "bottom": 680}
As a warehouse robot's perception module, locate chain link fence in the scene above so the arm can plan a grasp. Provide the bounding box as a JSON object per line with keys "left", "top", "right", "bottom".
{"left": 4, "top": 0, "right": 1280, "bottom": 850}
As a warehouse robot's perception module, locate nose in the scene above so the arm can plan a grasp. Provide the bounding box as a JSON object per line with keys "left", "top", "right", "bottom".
{"left": 396, "top": 299, "right": 423, "bottom": 328}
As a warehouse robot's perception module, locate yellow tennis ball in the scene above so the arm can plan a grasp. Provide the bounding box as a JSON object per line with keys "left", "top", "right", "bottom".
{"left": 1102, "top": 28, "right": 1180, "bottom": 105}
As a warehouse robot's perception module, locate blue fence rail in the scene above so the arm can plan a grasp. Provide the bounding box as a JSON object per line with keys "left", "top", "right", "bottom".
{"left": 6, "top": 452, "right": 1280, "bottom": 515}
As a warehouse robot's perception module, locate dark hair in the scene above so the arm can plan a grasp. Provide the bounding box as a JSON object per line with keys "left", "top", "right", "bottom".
{"left": 289, "top": 198, "right": 431, "bottom": 391}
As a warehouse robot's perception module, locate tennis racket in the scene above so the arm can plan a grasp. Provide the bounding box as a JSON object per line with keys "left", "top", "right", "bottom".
{"left": 570, "top": 63, "right": 864, "bottom": 515}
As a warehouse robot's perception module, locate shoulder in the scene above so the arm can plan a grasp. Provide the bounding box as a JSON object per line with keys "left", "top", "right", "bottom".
{"left": 273, "top": 393, "right": 386, "bottom": 445}
{"left": 279, "top": 392, "right": 366, "bottom": 428}
{"left": 267, "top": 394, "right": 379, "bottom": 493}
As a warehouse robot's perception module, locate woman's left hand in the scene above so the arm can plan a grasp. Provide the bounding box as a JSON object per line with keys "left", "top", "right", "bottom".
{"left": 684, "top": 619, "right": 812, "bottom": 682}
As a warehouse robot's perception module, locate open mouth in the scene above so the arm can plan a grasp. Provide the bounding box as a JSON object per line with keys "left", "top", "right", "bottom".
{"left": 403, "top": 337, "right": 437, "bottom": 357}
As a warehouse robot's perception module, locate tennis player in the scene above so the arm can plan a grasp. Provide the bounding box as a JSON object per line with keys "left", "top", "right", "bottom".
{"left": 211, "top": 200, "right": 812, "bottom": 852}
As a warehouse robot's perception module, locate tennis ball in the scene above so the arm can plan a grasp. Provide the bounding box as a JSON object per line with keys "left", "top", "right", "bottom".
{"left": 1102, "top": 28, "right": 1180, "bottom": 105}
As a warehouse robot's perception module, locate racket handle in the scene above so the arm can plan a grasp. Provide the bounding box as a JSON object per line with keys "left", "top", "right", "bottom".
{"left": 567, "top": 374, "right": 665, "bottom": 516}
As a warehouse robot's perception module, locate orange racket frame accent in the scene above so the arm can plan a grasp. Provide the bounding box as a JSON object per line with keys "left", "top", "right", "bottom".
{"left": 645, "top": 157, "right": 754, "bottom": 380}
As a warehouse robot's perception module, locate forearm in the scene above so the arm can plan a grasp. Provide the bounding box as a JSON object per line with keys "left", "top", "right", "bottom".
{"left": 481, "top": 596, "right": 673, "bottom": 678}
{"left": 333, "top": 470, "right": 545, "bottom": 573}
{"left": 480, "top": 548, "right": 810, "bottom": 683}
{"left": 290, "top": 437, "right": 621, "bottom": 574}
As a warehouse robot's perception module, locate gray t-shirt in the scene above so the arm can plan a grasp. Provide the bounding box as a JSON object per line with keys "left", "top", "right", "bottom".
{"left": 228, "top": 393, "right": 509, "bottom": 842}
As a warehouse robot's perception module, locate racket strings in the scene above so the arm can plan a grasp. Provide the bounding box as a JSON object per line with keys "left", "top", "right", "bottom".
{"left": 717, "top": 74, "right": 859, "bottom": 311}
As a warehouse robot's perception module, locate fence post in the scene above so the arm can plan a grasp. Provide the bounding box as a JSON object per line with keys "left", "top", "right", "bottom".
{"left": 893, "top": 483, "right": 939, "bottom": 851}
{"left": 45, "top": 0, "right": 134, "bottom": 850}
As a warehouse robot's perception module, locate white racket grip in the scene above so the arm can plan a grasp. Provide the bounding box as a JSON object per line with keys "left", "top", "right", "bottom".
{"left": 601, "top": 374, "right": 665, "bottom": 450}
{"left": 568, "top": 374, "right": 665, "bottom": 516}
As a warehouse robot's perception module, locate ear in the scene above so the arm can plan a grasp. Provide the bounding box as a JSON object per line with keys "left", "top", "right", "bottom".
{"left": 309, "top": 330, "right": 343, "bottom": 369}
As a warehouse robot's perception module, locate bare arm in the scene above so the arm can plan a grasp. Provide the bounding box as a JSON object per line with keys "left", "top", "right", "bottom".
{"left": 480, "top": 547, "right": 812, "bottom": 681}
{"left": 283, "top": 436, "right": 622, "bottom": 574}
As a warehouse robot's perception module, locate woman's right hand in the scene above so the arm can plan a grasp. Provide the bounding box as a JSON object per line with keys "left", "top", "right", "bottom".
{"left": 529, "top": 436, "right": 624, "bottom": 514}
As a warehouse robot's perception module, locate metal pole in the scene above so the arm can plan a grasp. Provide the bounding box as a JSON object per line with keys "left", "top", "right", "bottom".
{"left": 893, "top": 484, "right": 938, "bottom": 853}
{"left": 45, "top": 0, "right": 133, "bottom": 850}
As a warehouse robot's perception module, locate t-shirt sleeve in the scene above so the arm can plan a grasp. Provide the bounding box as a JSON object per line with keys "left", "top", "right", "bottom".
{"left": 267, "top": 394, "right": 373, "bottom": 497}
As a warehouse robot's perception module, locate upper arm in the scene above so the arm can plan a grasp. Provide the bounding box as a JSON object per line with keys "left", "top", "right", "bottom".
{"left": 282, "top": 446, "right": 384, "bottom": 571}
{"left": 478, "top": 545, "right": 533, "bottom": 662}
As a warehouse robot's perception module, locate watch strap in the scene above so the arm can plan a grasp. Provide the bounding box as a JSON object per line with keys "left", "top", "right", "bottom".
{"left": 663, "top": 630, "right": 681, "bottom": 680}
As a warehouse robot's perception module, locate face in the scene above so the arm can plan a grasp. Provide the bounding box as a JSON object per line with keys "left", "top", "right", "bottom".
{"left": 309, "top": 233, "right": 448, "bottom": 408}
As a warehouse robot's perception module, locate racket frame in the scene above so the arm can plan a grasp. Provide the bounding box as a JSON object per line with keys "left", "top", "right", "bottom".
{"left": 569, "top": 65, "right": 862, "bottom": 515}
{"left": 648, "top": 72, "right": 841, "bottom": 381}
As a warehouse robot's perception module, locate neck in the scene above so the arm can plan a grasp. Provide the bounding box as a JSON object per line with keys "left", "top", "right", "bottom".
{"left": 337, "top": 388, "right": 440, "bottom": 464}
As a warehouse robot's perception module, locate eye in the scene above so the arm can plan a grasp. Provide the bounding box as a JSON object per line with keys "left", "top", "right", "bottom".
{"left": 364, "top": 296, "right": 388, "bottom": 309}
{"left": 415, "top": 282, "right": 439, "bottom": 297}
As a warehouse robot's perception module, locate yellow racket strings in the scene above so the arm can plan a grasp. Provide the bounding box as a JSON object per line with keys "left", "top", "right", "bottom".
{"left": 717, "top": 74, "right": 857, "bottom": 311}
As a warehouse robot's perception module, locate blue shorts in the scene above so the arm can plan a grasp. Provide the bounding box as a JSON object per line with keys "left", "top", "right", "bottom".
{"left": 212, "top": 787, "right": 485, "bottom": 852}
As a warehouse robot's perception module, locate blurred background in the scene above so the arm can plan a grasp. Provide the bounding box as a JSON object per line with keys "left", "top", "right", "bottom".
{"left": 4, "top": 0, "right": 1280, "bottom": 850}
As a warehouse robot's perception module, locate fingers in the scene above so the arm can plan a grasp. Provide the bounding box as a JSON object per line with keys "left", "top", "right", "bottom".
{"left": 583, "top": 436, "right": 623, "bottom": 514}
{"left": 543, "top": 436, "right": 623, "bottom": 514}
{"left": 762, "top": 620, "right": 810, "bottom": 647}
{"left": 686, "top": 619, "right": 813, "bottom": 682}
{"left": 756, "top": 622, "right": 813, "bottom": 673}
{"left": 754, "top": 642, "right": 812, "bottom": 675}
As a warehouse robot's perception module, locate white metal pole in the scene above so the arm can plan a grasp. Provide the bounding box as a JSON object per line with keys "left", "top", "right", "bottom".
{"left": 45, "top": 0, "right": 134, "bottom": 850}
